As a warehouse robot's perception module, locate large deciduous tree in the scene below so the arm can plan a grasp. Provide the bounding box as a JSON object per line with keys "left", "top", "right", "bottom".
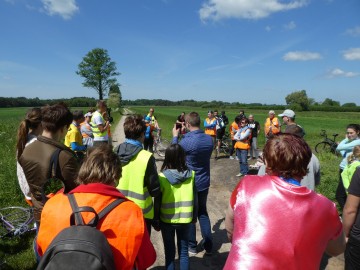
{"left": 285, "top": 90, "right": 310, "bottom": 111}
{"left": 76, "top": 48, "right": 120, "bottom": 100}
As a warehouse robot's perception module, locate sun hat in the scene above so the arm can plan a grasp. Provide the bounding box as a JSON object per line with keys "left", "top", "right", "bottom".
{"left": 268, "top": 110, "right": 275, "bottom": 115}
{"left": 278, "top": 109, "right": 295, "bottom": 118}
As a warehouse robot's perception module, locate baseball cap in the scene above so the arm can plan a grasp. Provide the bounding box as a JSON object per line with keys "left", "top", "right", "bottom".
{"left": 144, "top": 116, "right": 151, "bottom": 122}
{"left": 84, "top": 112, "right": 92, "bottom": 117}
{"left": 268, "top": 110, "right": 275, "bottom": 115}
{"left": 279, "top": 109, "right": 295, "bottom": 118}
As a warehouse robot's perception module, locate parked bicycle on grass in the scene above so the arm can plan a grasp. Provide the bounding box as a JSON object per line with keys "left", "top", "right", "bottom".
{"left": 315, "top": 129, "right": 339, "bottom": 155}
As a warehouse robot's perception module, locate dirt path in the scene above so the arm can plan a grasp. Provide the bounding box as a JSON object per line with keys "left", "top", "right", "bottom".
{"left": 112, "top": 115, "right": 344, "bottom": 270}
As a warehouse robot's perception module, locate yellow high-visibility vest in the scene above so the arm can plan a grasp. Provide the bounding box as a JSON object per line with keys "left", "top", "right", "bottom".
{"left": 158, "top": 171, "right": 195, "bottom": 224}
{"left": 117, "top": 150, "right": 154, "bottom": 219}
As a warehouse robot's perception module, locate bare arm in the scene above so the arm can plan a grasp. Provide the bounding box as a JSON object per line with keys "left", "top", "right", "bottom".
{"left": 225, "top": 202, "right": 235, "bottom": 243}
{"left": 325, "top": 229, "right": 346, "bottom": 256}
{"left": 343, "top": 194, "right": 360, "bottom": 237}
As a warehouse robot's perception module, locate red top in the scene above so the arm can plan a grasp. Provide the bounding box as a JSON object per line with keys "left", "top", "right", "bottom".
{"left": 225, "top": 175, "right": 342, "bottom": 270}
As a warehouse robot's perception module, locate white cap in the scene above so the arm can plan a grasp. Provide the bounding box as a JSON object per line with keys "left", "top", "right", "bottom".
{"left": 278, "top": 109, "right": 295, "bottom": 118}
{"left": 84, "top": 112, "right": 93, "bottom": 117}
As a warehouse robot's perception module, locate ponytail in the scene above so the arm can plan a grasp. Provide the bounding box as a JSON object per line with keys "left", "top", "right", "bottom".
{"left": 16, "top": 108, "right": 42, "bottom": 160}
{"left": 16, "top": 120, "right": 29, "bottom": 160}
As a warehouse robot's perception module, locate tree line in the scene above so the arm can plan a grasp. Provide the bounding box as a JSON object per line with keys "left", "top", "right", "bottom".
{"left": 1, "top": 95, "right": 359, "bottom": 113}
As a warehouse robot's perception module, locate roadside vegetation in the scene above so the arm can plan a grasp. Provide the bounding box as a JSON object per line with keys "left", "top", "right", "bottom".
{"left": 0, "top": 106, "right": 358, "bottom": 268}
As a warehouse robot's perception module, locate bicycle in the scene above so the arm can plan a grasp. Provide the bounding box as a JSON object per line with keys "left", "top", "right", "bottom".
{"left": 153, "top": 130, "right": 171, "bottom": 157}
{"left": 218, "top": 132, "right": 232, "bottom": 156}
{"left": 0, "top": 206, "right": 36, "bottom": 238}
{"left": 315, "top": 129, "right": 339, "bottom": 155}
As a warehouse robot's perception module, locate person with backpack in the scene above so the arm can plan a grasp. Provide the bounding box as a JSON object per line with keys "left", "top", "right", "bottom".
{"left": 36, "top": 145, "right": 156, "bottom": 270}
{"left": 157, "top": 144, "right": 198, "bottom": 270}
{"left": 19, "top": 103, "right": 80, "bottom": 225}
{"left": 144, "top": 116, "right": 156, "bottom": 153}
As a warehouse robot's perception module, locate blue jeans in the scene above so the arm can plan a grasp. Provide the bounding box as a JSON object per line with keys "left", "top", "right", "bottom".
{"left": 237, "top": 149, "right": 249, "bottom": 175}
{"left": 161, "top": 222, "right": 190, "bottom": 270}
{"left": 189, "top": 189, "right": 213, "bottom": 253}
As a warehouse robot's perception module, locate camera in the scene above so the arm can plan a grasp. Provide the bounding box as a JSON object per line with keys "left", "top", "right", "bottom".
{"left": 106, "top": 108, "right": 114, "bottom": 123}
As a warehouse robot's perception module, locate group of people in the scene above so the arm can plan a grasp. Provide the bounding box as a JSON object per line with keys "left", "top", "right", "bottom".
{"left": 14, "top": 102, "right": 360, "bottom": 269}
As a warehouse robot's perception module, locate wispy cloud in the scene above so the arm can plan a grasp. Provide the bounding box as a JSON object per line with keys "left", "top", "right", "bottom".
{"left": 283, "top": 51, "right": 322, "bottom": 61}
{"left": 327, "top": 68, "right": 359, "bottom": 78}
{"left": 284, "top": 21, "right": 296, "bottom": 30}
{"left": 41, "top": 0, "right": 78, "bottom": 20}
{"left": 342, "top": 48, "right": 360, "bottom": 61}
{"left": 265, "top": 26, "right": 272, "bottom": 32}
{"left": 344, "top": 26, "right": 360, "bottom": 37}
{"left": 199, "top": 0, "right": 308, "bottom": 22}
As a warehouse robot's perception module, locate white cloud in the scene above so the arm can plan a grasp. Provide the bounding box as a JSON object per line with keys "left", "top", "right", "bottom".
{"left": 283, "top": 51, "right": 322, "bottom": 61}
{"left": 327, "top": 68, "right": 359, "bottom": 78}
{"left": 41, "top": 0, "right": 78, "bottom": 20}
{"left": 199, "top": 0, "right": 308, "bottom": 21}
{"left": 284, "top": 21, "right": 296, "bottom": 30}
{"left": 265, "top": 26, "right": 272, "bottom": 32}
{"left": 342, "top": 48, "right": 360, "bottom": 61}
{"left": 345, "top": 26, "right": 360, "bottom": 37}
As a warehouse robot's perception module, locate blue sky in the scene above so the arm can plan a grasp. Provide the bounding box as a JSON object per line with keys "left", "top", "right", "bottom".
{"left": 0, "top": 0, "right": 359, "bottom": 105}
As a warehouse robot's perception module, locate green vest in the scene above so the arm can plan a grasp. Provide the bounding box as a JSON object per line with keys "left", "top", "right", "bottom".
{"left": 341, "top": 160, "right": 360, "bottom": 193}
{"left": 90, "top": 111, "right": 107, "bottom": 139}
{"left": 158, "top": 171, "right": 195, "bottom": 224}
{"left": 117, "top": 150, "right": 154, "bottom": 219}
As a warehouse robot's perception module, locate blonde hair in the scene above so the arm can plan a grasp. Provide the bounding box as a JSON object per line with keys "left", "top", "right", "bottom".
{"left": 77, "top": 145, "right": 121, "bottom": 186}
{"left": 348, "top": 145, "right": 360, "bottom": 164}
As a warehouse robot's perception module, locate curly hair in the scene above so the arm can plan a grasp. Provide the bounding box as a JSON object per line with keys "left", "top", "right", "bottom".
{"left": 263, "top": 133, "right": 312, "bottom": 179}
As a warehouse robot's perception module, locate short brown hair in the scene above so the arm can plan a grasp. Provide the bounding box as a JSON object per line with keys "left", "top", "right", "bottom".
{"left": 124, "top": 114, "right": 146, "bottom": 140}
{"left": 263, "top": 133, "right": 311, "bottom": 179}
{"left": 41, "top": 103, "right": 73, "bottom": 133}
{"left": 77, "top": 144, "right": 121, "bottom": 186}
{"left": 185, "top": 112, "right": 200, "bottom": 127}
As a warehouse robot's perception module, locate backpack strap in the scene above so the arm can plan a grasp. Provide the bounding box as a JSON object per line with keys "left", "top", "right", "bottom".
{"left": 88, "top": 198, "right": 125, "bottom": 225}
{"left": 41, "top": 149, "right": 62, "bottom": 202}
{"left": 68, "top": 193, "right": 99, "bottom": 227}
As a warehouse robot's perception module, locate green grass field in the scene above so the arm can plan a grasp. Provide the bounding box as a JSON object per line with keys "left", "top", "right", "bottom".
{"left": 0, "top": 106, "right": 358, "bottom": 268}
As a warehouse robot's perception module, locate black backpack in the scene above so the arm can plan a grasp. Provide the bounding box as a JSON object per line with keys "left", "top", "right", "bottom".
{"left": 37, "top": 193, "right": 124, "bottom": 270}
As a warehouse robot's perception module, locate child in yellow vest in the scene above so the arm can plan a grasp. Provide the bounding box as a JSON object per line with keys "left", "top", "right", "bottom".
{"left": 341, "top": 145, "right": 360, "bottom": 193}
{"left": 157, "top": 144, "right": 197, "bottom": 270}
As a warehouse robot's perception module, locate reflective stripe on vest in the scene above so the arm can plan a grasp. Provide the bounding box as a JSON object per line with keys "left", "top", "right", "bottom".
{"left": 158, "top": 171, "right": 195, "bottom": 224}
{"left": 90, "top": 111, "right": 107, "bottom": 138}
{"left": 117, "top": 150, "right": 154, "bottom": 219}
{"left": 234, "top": 129, "right": 251, "bottom": 150}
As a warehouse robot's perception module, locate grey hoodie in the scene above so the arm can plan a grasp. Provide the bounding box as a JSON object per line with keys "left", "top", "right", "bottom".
{"left": 162, "top": 169, "right": 193, "bottom": 185}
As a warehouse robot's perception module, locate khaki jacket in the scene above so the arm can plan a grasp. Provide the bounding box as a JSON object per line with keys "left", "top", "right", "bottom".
{"left": 19, "top": 135, "right": 79, "bottom": 222}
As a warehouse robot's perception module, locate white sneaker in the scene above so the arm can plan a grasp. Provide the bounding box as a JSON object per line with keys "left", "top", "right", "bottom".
{"left": 236, "top": 173, "right": 243, "bottom": 177}
{"left": 235, "top": 156, "right": 239, "bottom": 160}
{"left": 229, "top": 156, "right": 234, "bottom": 160}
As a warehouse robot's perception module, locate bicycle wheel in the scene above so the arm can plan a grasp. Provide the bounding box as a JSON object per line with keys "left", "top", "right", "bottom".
{"left": 0, "top": 207, "right": 34, "bottom": 238}
{"left": 221, "top": 138, "right": 232, "bottom": 155}
{"left": 315, "top": 142, "right": 332, "bottom": 154}
{"left": 156, "top": 139, "right": 170, "bottom": 157}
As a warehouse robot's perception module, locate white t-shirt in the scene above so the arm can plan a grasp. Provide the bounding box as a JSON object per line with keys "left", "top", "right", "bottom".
{"left": 92, "top": 113, "right": 108, "bottom": 142}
